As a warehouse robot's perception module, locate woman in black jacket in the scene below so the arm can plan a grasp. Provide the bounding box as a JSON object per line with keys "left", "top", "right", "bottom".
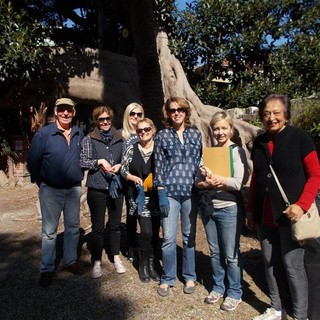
{"left": 80, "top": 105, "right": 125, "bottom": 278}
{"left": 246, "top": 94, "right": 320, "bottom": 320}
{"left": 120, "top": 118, "right": 160, "bottom": 283}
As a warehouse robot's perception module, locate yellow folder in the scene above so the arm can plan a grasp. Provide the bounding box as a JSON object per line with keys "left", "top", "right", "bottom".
{"left": 203, "top": 147, "right": 233, "bottom": 177}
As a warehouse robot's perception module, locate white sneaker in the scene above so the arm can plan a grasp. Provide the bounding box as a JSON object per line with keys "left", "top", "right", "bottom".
{"left": 91, "top": 260, "right": 102, "bottom": 279}
{"left": 204, "top": 291, "right": 223, "bottom": 304}
{"left": 253, "top": 308, "right": 285, "bottom": 320}
{"left": 220, "top": 297, "right": 242, "bottom": 311}
{"left": 114, "top": 259, "right": 126, "bottom": 274}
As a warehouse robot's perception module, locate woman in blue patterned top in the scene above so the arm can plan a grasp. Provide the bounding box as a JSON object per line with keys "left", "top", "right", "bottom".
{"left": 154, "top": 97, "right": 202, "bottom": 297}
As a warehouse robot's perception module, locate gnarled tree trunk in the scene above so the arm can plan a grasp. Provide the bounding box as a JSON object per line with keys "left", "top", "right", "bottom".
{"left": 156, "top": 31, "right": 261, "bottom": 171}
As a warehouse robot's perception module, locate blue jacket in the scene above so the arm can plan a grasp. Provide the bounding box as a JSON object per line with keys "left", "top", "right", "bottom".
{"left": 27, "top": 122, "right": 84, "bottom": 188}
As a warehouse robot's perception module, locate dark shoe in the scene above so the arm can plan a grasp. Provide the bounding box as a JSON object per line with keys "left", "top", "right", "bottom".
{"left": 139, "top": 249, "right": 150, "bottom": 283}
{"left": 157, "top": 284, "right": 170, "bottom": 297}
{"left": 148, "top": 258, "right": 160, "bottom": 282}
{"left": 183, "top": 281, "right": 198, "bottom": 294}
{"left": 127, "top": 246, "right": 137, "bottom": 263}
{"left": 39, "top": 272, "right": 54, "bottom": 287}
{"left": 63, "top": 262, "right": 85, "bottom": 275}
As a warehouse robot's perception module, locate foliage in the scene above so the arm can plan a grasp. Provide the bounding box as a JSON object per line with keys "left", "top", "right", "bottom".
{"left": 249, "top": 118, "right": 263, "bottom": 129}
{"left": 0, "top": 0, "right": 49, "bottom": 92}
{"left": 0, "top": 140, "right": 17, "bottom": 159}
{"left": 10, "top": 0, "right": 133, "bottom": 54}
{"left": 291, "top": 98, "right": 320, "bottom": 152}
{"left": 170, "top": 0, "right": 320, "bottom": 109}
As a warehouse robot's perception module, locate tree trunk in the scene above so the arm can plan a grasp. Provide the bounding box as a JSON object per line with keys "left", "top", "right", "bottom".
{"left": 156, "top": 31, "right": 261, "bottom": 156}
{"left": 129, "top": 0, "right": 164, "bottom": 129}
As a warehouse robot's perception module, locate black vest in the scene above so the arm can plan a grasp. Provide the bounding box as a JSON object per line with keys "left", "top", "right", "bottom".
{"left": 129, "top": 143, "right": 154, "bottom": 180}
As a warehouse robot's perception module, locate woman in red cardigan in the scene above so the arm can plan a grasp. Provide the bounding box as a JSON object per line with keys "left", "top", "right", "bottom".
{"left": 246, "top": 93, "right": 320, "bottom": 320}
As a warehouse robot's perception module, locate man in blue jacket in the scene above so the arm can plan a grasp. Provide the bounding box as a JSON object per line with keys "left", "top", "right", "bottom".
{"left": 27, "top": 98, "right": 84, "bottom": 287}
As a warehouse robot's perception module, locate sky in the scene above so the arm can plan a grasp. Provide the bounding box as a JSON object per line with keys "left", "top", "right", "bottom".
{"left": 175, "top": 0, "right": 191, "bottom": 10}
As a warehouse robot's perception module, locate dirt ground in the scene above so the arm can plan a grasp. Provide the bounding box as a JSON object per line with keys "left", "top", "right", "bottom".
{"left": 0, "top": 182, "right": 293, "bottom": 320}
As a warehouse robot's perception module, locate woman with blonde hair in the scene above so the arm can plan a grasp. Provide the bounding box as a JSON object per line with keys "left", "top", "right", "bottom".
{"left": 122, "top": 102, "right": 144, "bottom": 140}
{"left": 121, "top": 118, "right": 160, "bottom": 283}
{"left": 121, "top": 102, "right": 144, "bottom": 262}
{"left": 196, "top": 111, "right": 248, "bottom": 312}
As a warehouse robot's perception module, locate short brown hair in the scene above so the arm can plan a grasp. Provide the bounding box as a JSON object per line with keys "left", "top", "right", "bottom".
{"left": 92, "top": 105, "right": 114, "bottom": 123}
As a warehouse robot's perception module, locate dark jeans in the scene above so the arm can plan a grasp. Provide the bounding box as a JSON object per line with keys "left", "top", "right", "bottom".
{"left": 138, "top": 215, "right": 160, "bottom": 252}
{"left": 87, "top": 188, "right": 123, "bottom": 261}
{"left": 305, "top": 237, "right": 320, "bottom": 320}
{"left": 305, "top": 193, "right": 320, "bottom": 320}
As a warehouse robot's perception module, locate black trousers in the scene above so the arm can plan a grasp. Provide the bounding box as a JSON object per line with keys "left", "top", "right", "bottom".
{"left": 138, "top": 215, "right": 160, "bottom": 252}
{"left": 87, "top": 187, "right": 123, "bottom": 261}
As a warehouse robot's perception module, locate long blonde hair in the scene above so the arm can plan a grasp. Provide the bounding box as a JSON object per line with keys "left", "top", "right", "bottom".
{"left": 122, "top": 102, "right": 144, "bottom": 139}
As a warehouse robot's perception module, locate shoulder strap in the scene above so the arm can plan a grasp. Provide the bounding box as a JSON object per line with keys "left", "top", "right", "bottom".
{"left": 269, "top": 164, "right": 290, "bottom": 206}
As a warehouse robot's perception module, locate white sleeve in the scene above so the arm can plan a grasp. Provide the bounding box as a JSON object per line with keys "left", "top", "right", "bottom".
{"left": 226, "top": 146, "right": 248, "bottom": 191}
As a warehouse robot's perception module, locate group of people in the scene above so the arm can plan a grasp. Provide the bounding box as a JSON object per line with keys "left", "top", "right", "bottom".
{"left": 27, "top": 94, "right": 320, "bottom": 320}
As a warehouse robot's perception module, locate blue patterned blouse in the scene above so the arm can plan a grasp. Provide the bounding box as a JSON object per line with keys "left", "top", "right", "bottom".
{"left": 153, "top": 127, "right": 202, "bottom": 197}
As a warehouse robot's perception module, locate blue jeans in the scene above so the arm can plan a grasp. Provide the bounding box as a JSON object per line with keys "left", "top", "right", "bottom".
{"left": 201, "top": 204, "right": 243, "bottom": 300}
{"left": 160, "top": 196, "right": 197, "bottom": 285}
{"left": 256, "top": 225, "right": 308, "bottom": 320}
{"left": 39, "top": 183, "right": 81, "bottom": 272}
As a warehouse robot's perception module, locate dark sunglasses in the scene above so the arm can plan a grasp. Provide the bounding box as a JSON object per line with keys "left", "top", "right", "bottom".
{"left": 129, "top": 111, "right": 143, "bottom": 118}
{"left": 57, "top": 106, "right": 74, "bottom": 113}
{"left": 97, "top": 117, "right": 111, "bottom": 122}
{"left": 136, "top": 127, "right": 152, "bottom": 134}
{"left": 168, "top": 107, "right": 185, "bottom": 114}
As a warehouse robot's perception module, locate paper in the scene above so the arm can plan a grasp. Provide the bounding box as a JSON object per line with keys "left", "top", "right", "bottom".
{"left": 203, "top": 147, "right": 233, "bottom": 177}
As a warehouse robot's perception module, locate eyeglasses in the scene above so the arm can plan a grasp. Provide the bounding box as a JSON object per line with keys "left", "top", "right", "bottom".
{"left": 168, "top": 108, "right": 185, "bottom": 114}
{"left": 57, "top": 107, "right": 74, "bottom": 113}
{"left": 129, "top": 111, "right": 143, "bottom": 118}
{"left": 98, "top": 117, "right": 111, "bottom": 122}
{"left": 136, "top": 127, "right": 152, "bottom": 134}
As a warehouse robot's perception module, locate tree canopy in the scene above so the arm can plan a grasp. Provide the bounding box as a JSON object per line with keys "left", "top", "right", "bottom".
{"left": 0, "top": 0, "right": 48, "bottom": 95}
{"left": 1, "top": 0, "right": 319, "bottom": 111}
{"left": 170, "top": 0, "right": 320, "bottom": 108}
